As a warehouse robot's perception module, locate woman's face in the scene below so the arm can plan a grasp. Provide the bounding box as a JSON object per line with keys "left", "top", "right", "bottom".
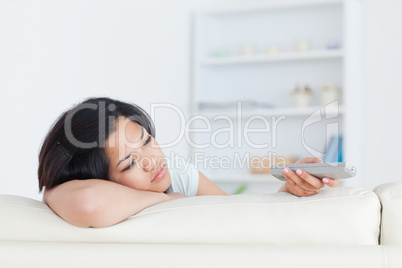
{"left": 105, "top": 117, "right": 171, "bottom": 193}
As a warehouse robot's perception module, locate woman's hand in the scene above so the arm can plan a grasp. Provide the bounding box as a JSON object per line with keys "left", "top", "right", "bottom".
{"left": 278, "top": 157, "right": 339, "bottom": 197}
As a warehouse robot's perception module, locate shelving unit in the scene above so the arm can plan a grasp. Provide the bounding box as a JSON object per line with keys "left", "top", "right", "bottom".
{"left": 190, "top": 0, "right": 362, "bottom": 193}
{"left": 199, "top": 105, "right": 343, "bottom": 118}
{"left": 199, "top": 50, "right": 344, "bottom": 65}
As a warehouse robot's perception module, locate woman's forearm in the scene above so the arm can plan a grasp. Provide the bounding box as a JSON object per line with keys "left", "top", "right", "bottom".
{"left": 44, "top": 179, "right": 172, "bottom": 228}
{"left": 278, "top": 182, "right": 287, "bottom": 193}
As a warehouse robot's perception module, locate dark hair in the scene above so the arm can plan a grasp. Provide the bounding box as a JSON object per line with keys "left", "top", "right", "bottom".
{"left": 38, "top": 97, "right": 155, "bottom": 192}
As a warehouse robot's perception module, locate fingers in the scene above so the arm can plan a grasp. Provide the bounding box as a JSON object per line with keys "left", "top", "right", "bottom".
{"left": 285, "top": 180, "right": 318, "bottom": 197}
{"left": 283, "top": 168, "right": 325, "bottom": 190}
{"left": 282, "top": 168, "right": 325, "bottom": 196}
{"left": 322, "top": 178, "right": 339, "bottom": 187}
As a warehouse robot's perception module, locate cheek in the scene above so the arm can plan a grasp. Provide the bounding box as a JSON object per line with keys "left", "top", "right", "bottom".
{"left": 118, "top": 171, "right": 146, "bottom": 190}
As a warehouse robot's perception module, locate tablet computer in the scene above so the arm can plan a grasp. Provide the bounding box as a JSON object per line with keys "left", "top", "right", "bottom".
{"left": 270, "top": 162, "right": 357, "bottom": 181}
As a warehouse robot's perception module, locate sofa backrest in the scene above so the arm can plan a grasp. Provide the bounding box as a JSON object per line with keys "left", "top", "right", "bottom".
{"left": 0, "top": 187, "right": 381, "bottom": 245}
{"left": 374, "top": 182, "right": 402, "bottom": 245}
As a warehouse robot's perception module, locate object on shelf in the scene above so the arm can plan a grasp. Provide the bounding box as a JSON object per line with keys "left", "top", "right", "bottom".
{"left": 320, "top": 83, "right": 341, "bottom": 105}
{"left": 250, "top": 155, "right": 297, "bottom": 174}
{"left": 198, "top": 101, "right": 273, "bottom": 110}
{"left": 213, "top": 49, "right": 230, "bottom": 58}
{"left": 294, "top": 40, "right": 311, "bottom": 52}
{"left": 292, "top": 84, "right": 312, "bottom": 108}
{"left": 323, "top": 135, "right": 343, "bottom": 162}
{"left": 232, "top": 184, "right": 247, "bottom": 195}
{"left": 240, "top": 45, "right": 255, "bottom": 56}
{"left": 266, "top": 45, "right": 280, "bottom": 55}
{"left": 326, "top": 41, "right": 341, "bottom": 50}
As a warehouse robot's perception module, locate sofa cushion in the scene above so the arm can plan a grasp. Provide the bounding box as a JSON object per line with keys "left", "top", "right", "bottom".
{"left": 0, "top": 242, "right": 394, "bottom": 268}
{"left": 0, "top": 187, "right": 380, "bottom": 245}
{"left": 374, "top": 182, "right": 402, "bottom": 245}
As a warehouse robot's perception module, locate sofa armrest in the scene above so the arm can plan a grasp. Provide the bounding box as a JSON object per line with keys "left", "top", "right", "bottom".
{"left": 0, "top": 187, "right": 380, "bottom": 245}
{"left": 374, "top": 182, "right": 402, "bottom": 245}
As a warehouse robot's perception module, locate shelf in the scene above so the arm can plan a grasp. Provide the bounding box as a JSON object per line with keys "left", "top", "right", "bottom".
{"left": 201, "top": 0, "right": 344, "bottom": 15}
{"left": 199, "top": 50, "right": 343, "bottom": 66}
{"left": 209, "top": 173, "right": 282, "bottom": 183}
{"left": 198, "top": 106, "right": 344, "bottom": 118}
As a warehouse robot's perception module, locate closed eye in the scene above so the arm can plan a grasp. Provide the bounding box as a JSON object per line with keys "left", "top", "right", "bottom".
{"left": 144, "top": 135, "right": 152, "bottom": 146}
{"left": 122, "top": 159, "right": 135, "bottom": 172}
{"left": 122, "top": 136, "right": 152, "bottom": 172}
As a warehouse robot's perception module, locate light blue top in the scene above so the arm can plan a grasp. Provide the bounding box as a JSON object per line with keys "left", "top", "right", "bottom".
{"left": 165, "top": 158, "right": 199, "bottom": 197}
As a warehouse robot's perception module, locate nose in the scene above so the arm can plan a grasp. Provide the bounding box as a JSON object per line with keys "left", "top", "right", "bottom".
{"left": 142, "top": 157, "right": 157, "bottom": 173}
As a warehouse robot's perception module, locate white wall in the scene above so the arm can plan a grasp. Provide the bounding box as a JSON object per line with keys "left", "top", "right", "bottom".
{"left": 0, "top": 0, "right": 253, "bottom": 200}
{"left": 360, "top": 0, "right": 402, "bottom": 189}
{"left": 1, "top": 0, "right": 401, "bottom": 200}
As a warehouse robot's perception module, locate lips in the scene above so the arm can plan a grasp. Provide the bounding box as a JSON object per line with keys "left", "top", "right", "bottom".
{"left": 151, "top": 167, "right": 166, "bottom": 183}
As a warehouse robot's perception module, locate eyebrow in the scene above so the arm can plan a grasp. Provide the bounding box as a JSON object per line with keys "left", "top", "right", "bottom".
{"left": 117, "top": 127, "right": 144, "bottom": 167}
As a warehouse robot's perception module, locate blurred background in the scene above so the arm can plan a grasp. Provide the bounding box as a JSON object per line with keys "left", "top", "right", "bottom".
{"left": 1, "top": 0, "right": 401, "bottom": 200}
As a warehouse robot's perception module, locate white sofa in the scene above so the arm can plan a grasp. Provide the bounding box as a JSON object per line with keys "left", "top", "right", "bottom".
{"left": 1, "top": 182, "right": 402, "bottom": 268}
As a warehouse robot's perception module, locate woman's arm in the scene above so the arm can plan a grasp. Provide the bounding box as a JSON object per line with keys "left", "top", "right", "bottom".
{"left": 196, "top": 171, "right": 228, "bottom": 196}
{"left": 44, "top": 179, "right": 180, "bottom": 228}
{"left": 278, "top": 157, "right": 339, "bottom": 196}
{"left": 194, "top": 158, "right": 338, "bottom": 197}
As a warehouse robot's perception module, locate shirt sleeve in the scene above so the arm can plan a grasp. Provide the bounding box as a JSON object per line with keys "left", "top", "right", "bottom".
{"left": 186, "top": 163, "right": 200, "bottom": 197}
{"left": 166, "top": 160, "right": 200, "bottom": 197}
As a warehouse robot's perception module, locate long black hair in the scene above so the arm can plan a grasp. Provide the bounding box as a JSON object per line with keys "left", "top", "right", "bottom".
{"left": 38, "top": 97, "right": 155, "bottom": 192}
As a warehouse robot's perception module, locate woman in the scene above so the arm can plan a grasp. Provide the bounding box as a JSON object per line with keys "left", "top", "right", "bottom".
{"left": 38, "top": 97, "right": 338, "bottom": 228}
